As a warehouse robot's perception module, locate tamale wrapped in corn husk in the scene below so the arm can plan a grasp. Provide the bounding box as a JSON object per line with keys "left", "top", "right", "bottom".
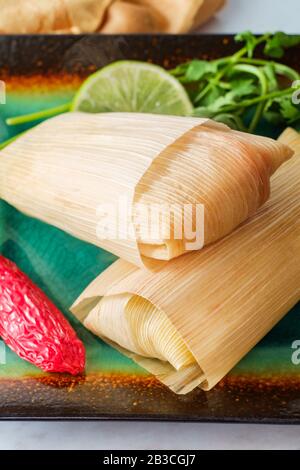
{"left": 71, "top": 129, "right": 300, "bottom": 394}
{"left": 0, "top": 112, "right": 291, "bottom": 269}
{"left": 0, "top": 0, "right": 113, "bottom": 34}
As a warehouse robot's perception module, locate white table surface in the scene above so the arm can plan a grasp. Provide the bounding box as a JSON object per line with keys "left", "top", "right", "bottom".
{"left": 1, "top": 0, "right": 300, "bottom": 450}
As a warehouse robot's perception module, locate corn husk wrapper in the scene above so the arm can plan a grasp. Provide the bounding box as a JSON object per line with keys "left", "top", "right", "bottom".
{"left": 0, "top": 112, "right": 291, "bottom": 269}
{"left": 0, "top": 0, "right": 225, "bottom": 34}
{"left": 71, "top": 129, "right": 300, "bottom": 394}
{"left": 0, "top": 0, "right": 113, "bottom": 34}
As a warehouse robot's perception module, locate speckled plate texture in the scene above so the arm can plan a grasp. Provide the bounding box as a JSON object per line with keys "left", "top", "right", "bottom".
{"left": 0, "top": 35, "right": 299, "bottom": 422}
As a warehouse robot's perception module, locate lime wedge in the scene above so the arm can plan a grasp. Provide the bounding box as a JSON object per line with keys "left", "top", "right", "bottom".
{"left": 71, "top": 61, "right": 193, "bottom": 116}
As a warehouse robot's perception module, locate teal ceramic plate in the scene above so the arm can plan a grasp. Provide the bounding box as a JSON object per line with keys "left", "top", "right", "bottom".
{"left": 0, "top": 35, "right": 299, "bottom": 422}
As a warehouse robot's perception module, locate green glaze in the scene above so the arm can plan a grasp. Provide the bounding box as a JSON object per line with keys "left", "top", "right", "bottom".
{"left": 0, "top": 201, "right": 146, "bottom": 378}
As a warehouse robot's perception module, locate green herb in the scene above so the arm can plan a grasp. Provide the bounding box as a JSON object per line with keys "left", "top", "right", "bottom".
{"left": 264, "top": 32, "right": 300, "bottom": 58}
{"left": 235, "top": 31, "right": 260, "bottom": 58}
{"left": 235, "top": 31, "right": 300, "bottom": 59}
{"left": 172, "top": 31, "right": 300, "bottom": 132}
{"left": 265, "top": 95, "right": 300, "bottom": 125}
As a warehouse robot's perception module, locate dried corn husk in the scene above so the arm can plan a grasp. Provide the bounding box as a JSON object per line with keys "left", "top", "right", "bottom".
{"left": 0, "top": 0, "right": 225, "bottom": 34}
{"left": 0, "top": 0, "right": 113, "bottom": 34}
{"left": 71, "top": 128, "right": 300, "bottom": 394}
{"left": 0, "top": 112, "right": 291, "bottom": 269}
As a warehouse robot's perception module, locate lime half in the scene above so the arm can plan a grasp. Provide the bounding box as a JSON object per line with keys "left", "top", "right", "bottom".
{"left": 71, "top": 61, "right": 193, "bottom": 116}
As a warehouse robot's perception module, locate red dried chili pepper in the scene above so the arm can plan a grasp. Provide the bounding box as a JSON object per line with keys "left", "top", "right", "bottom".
{"left": 0, "top": 255, "right": 85, "bottom": 375}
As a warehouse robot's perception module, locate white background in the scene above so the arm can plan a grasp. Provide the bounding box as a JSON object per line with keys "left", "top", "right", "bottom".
{"left": 0, "top": 0, "right": 300, "bottom": 450}
{"left": 201, "top": 0, "right": 299, "bottom": 34}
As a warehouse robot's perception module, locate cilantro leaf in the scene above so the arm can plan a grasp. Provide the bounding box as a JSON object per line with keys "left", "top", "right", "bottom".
{"left": 199, "top": 85, "right": 223, "bottom": 107}
{"left": 278, "top": 96, "right": 300, "bottom": 121}
{"left": 264, "top": 95, "right": 300, "bottom": 124}
{"left": 235, "top": 31, "right": 257, "bottom": 57}
{"left": 229, "top": 78, "right": 258, "bottom": 98}
{"left": 184, "top": 60, "right": 218, "bottom": 82}
{"left": 200, "top": 92, "right": 240, "bottom": 114}
{"left": 264, "top": 32, "right": 300, "bottom": 58}
{"left": 169, "top": 63, "right": 189, "bottom": 77}
{"left": 210, "top": 80, "right": 256, "bottom": 110}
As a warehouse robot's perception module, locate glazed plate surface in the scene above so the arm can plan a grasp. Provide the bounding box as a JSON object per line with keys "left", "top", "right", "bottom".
{"left": 0, "top": 35, "right": 299, "bottom": 421}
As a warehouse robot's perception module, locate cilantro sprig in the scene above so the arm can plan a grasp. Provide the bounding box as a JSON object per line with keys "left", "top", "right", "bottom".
{"left": 171, "top": 31, "right": 300, "bottom": 132}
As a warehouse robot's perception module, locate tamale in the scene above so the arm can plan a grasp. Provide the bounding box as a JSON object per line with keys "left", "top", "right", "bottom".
{"left": 0, "top": 112, "right": 291, "bottom": 268}
{"left": 0, "top": 0, "right": 113, "bottom": 34}
{"left": 71, "top": 129, "right": 300, "bottom": 394}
